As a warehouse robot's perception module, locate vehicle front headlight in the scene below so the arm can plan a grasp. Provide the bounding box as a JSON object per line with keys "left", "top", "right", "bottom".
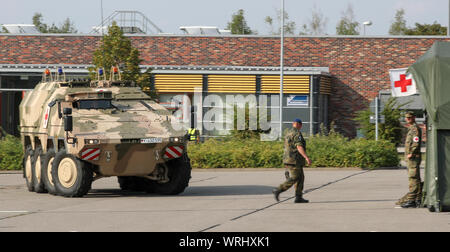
{"left": 84, "top": 139, "right": 100, "bottom": 145}
{"left": 169, "top": 137, "right": 181, "bottom": 143}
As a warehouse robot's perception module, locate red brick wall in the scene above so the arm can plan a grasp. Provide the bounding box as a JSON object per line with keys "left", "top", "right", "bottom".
{"left": 1, "top": 35, "right": 449, "bottom": 136}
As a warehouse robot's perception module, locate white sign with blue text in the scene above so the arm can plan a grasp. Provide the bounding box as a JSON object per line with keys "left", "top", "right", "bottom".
{"left": 287, "top": 95, "right": 308, "bottom": 106}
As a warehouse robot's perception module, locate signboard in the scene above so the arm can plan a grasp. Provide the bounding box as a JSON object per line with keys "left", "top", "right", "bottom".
{"left": 370, "top": 115, "right": 385, "bottom": 124}
{"left": 287, "top": 95, "right": 308, "bottom": 106}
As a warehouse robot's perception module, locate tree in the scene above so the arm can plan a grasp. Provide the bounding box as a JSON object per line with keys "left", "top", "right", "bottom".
{"left": 32, "top": 13, "right": 48, "bottom": 33}
{"left": 32, "top": 12, "right": 77, "bottom": 33}
{"left": 354, "top": 97, "right": 405, "bottom": 146}
{"left": 55, "top": 18, "right": 77, "bottom": 33}
{"left": 389, "top": 9, "right": 407, "bottom": 35}
{"left": 336, "top": 4, "right": 359, "bottom": 35}
{"left": 309, "top": 6, "right": 328, "bottom": 35}
{"left": 298, "top": 24, "right": 310, "bottom": 35}
{"left": 389, "top": 9, "right": 447, "bottom": 36}
{"left": 299, "top": 5, "right": 328, "bottom": 35}
{"left": 229, "top": 104, "right": 271, "bottom": 140}
{"left": 404, "top": 22, "right": 447, "bottom": 35}
{"left": 265, "top": 9, "right": 296, "bottom": 35}
{"left": 226, "top": 9, "right": 253, "bottom": 35}
{"left": 90, "top": 22, "right": 152, "bottom": 90}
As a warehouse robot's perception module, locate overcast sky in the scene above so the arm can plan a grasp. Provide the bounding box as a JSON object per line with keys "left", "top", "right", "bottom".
{"left": 1, "top": 0, "right": 448, "bottom": 35}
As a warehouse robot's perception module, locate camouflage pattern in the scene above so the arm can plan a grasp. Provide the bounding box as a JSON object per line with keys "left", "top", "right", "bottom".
{"left": 405, "top": 111, "right": 416, "bottom": 118}
{"left": 19, "top": 79, "right": 187, "bottom": 177}
{"left": 278, "top": 127, "right": 307, "bottom": 197}
{"left": 405, "top": 122, "right": 422, "bottom": 202}
{"left": 277, "top": 164, "right": 305, "bottom": 197}
{"left": 283, "top": 127, "right": 306, "bottom": 166}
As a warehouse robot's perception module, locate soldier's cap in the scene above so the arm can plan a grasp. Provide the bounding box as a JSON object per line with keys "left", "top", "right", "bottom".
{"left": 294, "top": 118, "right": 303, "bottom": 124}
{"left": 405, "top": 111, "right": 416, "bottom": 118}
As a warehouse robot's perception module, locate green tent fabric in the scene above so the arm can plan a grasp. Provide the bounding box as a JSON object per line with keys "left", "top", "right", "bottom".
{"left": 408, "top": 41, "right": 450, "bottom": 212}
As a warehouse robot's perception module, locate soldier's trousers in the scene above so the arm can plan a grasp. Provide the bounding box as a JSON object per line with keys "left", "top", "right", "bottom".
{"left": 407, "top": 157, "right": 422, "bottom": 201}
{"left": 277, "top": 164, "right": 304, "bottom": 197}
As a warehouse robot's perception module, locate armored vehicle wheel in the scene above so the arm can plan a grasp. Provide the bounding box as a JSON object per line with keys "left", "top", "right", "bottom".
{"left": 51, "top": 150, "right": 93, "bottom": 197}
{"left": 145, "top": 154, "right": 192, "bottom": 195}
{"left": 23, "top": 147, "right": 35, "bottom": 192}
{"left": 32, "top": 147, "right": 47, "bottom": 193}
{"left": 41, "top": 148, "right": 57, "bottom": 195}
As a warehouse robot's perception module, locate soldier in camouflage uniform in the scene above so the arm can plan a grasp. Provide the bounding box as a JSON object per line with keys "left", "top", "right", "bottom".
{"left": 400, "top": 111, "right": 423, "bottom": 208}
{"left": 273, "top": 119, "right": 312, "bottom": 203}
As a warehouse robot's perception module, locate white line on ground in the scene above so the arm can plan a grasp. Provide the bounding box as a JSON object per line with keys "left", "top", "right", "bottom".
{"left": 0, "top": 211, "right": 29, "bottom": 213}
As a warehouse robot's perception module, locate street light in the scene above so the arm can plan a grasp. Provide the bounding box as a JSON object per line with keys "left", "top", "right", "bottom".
{"left": 279, "top": 0, "right": 284, "bottom": 139}
{"left": 363, "top": 21, "right": 372, "bottom": 36}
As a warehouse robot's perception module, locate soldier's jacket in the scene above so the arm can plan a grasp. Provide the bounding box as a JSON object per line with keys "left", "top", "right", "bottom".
{"left": 405, "top": 123, "right": 422, "bottom": 157}
{"left": 283, "top": 127, "right": 306, "bottom": 165}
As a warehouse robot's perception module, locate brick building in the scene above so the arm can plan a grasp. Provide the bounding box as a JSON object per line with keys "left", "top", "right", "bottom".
{"left": 0, "top": 34, "right": 448, "bottom": 137}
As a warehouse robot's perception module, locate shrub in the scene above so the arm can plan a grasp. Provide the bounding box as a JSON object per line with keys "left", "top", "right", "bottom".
{"left": 307, "top": 133, "right": 399, "bottom": 168}
{"left": 354, "top": 97, "right": 406, "bottom": 146}
{"left": 188, "top": 138, "right": 283, "bottom": 168}
{"left": 188, "top": 130, "right": 399, "bottom": 169}
{"left": 0, "top": 135, "right": 24, "bottom": 170}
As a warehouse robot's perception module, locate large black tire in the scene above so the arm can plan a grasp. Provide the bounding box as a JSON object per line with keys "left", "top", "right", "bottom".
{"left": 23, "top": 147, "right": 35, "bottom": 192}
{"left": 51, "top": 149, "right": 93, "bottom": 197}
{"left": 145, "top": 154, "right": 192, "bottom": 195}
{"left": 32, "top": 147, "right": 47, "bottom": 193}
{"left": 41, "top": 148, "right": 57, "bottom": 195}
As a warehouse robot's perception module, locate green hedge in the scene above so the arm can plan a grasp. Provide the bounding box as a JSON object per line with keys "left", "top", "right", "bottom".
{"left": 188, "top": 138, "right": 283, "bottom": 168}
{"left": 0, "top": 131, "right": 399, "bottom": 170}
{"left": 307, "top": 133, "right": 399, "bottom": 169}
{"left": 0, "top": 135, "right": 24, "bottom": 170}
{"left": 188, "top": 134, "right": 399, "bottom": 169}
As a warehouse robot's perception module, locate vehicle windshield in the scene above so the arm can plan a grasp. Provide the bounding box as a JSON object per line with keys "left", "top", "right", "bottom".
{"left": 75, "top": 99, "right": 113, "bottom": 110}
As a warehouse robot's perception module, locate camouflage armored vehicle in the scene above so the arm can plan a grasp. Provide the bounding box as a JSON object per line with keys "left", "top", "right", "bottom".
{"left": 20, "top": 67, "right": 191, "bottom": 197}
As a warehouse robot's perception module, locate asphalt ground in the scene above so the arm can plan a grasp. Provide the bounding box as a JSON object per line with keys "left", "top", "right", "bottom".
{"left": 0, "top": 168, "right": 449, "bottom": 232}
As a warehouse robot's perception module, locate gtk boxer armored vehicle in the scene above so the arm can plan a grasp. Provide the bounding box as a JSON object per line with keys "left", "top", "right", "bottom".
{"left": 19, "top": 67, "right": 191, "bottom": 197}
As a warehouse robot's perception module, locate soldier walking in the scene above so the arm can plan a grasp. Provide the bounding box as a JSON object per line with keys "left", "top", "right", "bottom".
{"left": 273, "top": 119, "right": 312, "bottom": 203}
{"left": 400, "top": 111, "right": 423, "bottom": 208}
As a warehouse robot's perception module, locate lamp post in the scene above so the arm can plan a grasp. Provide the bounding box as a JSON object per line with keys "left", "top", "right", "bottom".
{"left": 279, "top": 0, "right": 285, "bottom": 139}
{"left": 363, "top": 21, "right": 372, "bottom": 36}
{"left": 100, "top": 0, "right": 104, "bottom": 35}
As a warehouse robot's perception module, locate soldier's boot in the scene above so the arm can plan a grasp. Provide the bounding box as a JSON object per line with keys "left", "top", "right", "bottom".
{"left": 272, "top": 189, "right": 281, "bottom": 202}
{"left": 416, "top": 182, "right": 423, "bottom": 208}
{"left": 401, "top": 200, "right": 417, "bottom": 208}
{"left": 395, "top": 193, "right": 409, "bottom": 205}
{"left": 415, "top": 199, "right": 422, "bottom": 208}
{"left": 294, "top": 196, "right": 309, "bottom": 203}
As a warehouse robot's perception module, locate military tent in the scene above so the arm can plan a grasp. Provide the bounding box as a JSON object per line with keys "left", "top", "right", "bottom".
{"left": 408, "top": 41, "right": 450, "bottom": 212}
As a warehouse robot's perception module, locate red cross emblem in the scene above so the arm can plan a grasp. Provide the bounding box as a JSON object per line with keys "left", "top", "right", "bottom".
{"left": 394, "top": 74, "right": 412, "bottom": 93}
{"left": 43, "top": 106, "right": 50, "bottom": 128}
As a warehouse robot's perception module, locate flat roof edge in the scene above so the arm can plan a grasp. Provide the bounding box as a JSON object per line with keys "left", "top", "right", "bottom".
{"left": 0, "top": 64, "right": 330, "bottom": 75}
{"left": 0, "top": 33, "right": 449, "bottom": 39}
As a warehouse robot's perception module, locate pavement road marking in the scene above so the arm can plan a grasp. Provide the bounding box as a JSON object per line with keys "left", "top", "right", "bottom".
{"left": 0, "top": 211, "right": 30, "bottom": 213}
{"left": 199, "top": 170, "right": 371, "bottom": 232}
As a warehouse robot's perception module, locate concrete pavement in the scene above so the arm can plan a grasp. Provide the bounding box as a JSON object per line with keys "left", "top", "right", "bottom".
{"left": 0, "top": 168, "right": 449, "bottom": 232}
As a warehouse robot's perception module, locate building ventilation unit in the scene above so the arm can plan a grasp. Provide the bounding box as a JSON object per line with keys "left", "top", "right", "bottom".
{"left": 1, "top": 24, "right": 40, "bottom": 34}
{"left": 179, "top": 26, "right": 231, "bottom": 35}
